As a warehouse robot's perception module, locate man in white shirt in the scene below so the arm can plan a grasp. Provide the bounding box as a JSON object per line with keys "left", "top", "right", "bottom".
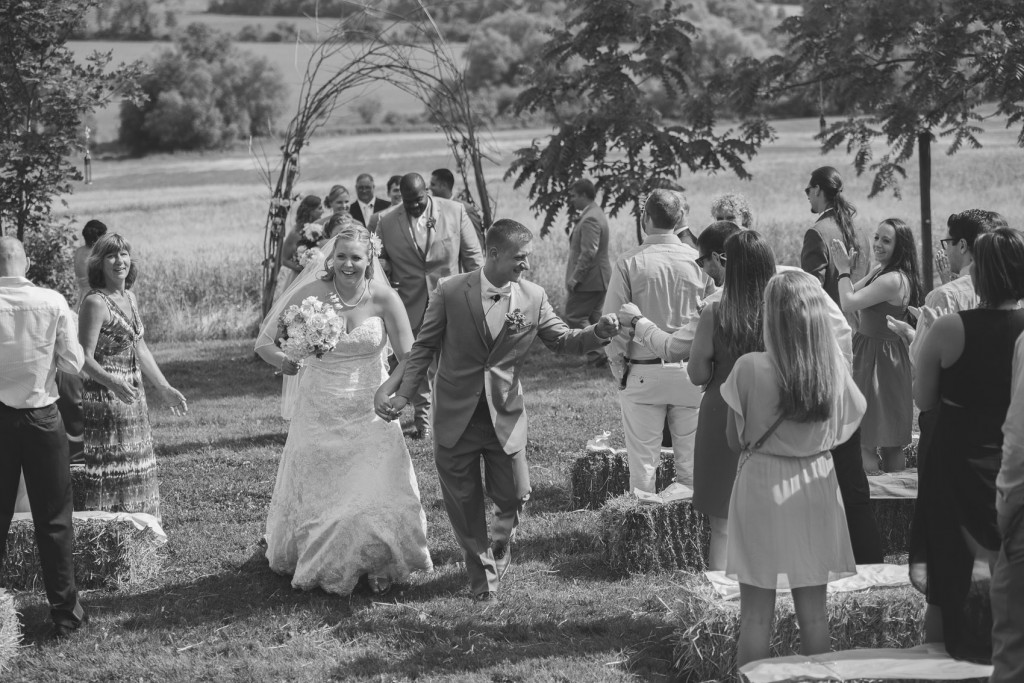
{"left": 0, "top": 237, "right": 87, "bottom": 639}
{"left": 349, "top": 173, "right": 391, "bottom": 231}
{"left": 991, "top": 332, "right": 1024, "bottom": 683}
{"left": 603, "top": 190, "right": 709, "bottom": 492}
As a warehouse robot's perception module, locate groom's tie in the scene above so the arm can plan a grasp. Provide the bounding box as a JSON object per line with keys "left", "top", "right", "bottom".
{"left": 484, "top": 287, "right": 510, "bottom": 340}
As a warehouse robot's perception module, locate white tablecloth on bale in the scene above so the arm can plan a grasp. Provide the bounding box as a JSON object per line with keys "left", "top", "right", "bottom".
{"left": 10, "top": 510, "right": 167, "bottom": 546}
{"left": 867, "top": 470, "right": 918, "bottom": 499}
{"left": 740, "top": 643, "right": 992, "bottom": 682}
{"left": 705, "top": 563, "right": 910, "bottom": 600}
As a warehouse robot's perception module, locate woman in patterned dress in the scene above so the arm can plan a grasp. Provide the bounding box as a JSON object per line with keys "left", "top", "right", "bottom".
{"left": 78, "top": 234, "right": 188, "bottom": 520}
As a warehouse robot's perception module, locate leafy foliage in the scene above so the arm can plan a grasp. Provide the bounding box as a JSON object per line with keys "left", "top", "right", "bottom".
{"left": 118, "top": 23, "right": 288, "bottom": 154}
{"left": 0, "top": 0, "right": 143, "bottom": 241}
{"left": 730, "top": 0, "right": 1024, "bottom": 198}
{"left": 24, "top": 219, "right": 79, "bottom": 305}
{"left": 82, "top": 0, "right": 181, "bottom": 40}
{"left": 463, "top": 11, "right": 558, "bottom": 90}
{"left": 505, "top": 0, "right": 773, "bottom": 237}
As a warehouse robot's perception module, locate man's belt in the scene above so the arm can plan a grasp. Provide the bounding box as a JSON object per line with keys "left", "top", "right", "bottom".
{"left": 619, "top": 357, "right": 664, "bottom": 390}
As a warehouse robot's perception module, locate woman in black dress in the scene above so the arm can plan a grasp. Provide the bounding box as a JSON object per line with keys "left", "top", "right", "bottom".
{"left": 910, "top": 227, "right": 1024, "bottom": 662}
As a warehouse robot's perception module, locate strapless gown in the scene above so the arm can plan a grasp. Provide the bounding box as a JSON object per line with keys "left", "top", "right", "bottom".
{"left": 264, "top": 316, "right": 432, "bottom": 594}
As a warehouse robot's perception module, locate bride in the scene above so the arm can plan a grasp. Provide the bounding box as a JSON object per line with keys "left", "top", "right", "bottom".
{"left": 255, "top": 223, "right": 432, "bottom": 595}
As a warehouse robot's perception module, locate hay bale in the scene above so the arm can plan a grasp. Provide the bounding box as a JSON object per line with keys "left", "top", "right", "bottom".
{"left": 0, "top": 589, "right": 18, "bottom": 671}
{"left": 2, "top": 516, "right": 161, "bottom": 591}
{"left": 871, "top": 498, "right": 915, "bottom": 558}
{"left": 672, "top": 579, "right": 926, "bottom": 683}
{"left": 600, "top": 495, "right": 709, "bottom": 574}
{"left": 570, "top": 448, "right": 675, "bottom": 510}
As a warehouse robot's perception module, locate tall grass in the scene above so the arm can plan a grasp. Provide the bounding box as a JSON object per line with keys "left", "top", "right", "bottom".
{"left": 133, "top": 248, "right": 263, "bottom": 342}
{"left": 62, "top": 120, "right": 1024, "bottom": 342}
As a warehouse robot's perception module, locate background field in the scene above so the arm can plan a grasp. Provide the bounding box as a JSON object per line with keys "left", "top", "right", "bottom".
{"left": 57, "top": 114, "right": 1024, "bottom": 341}
{"left": 69, "top": 38, "right": 437, "bottom": 143}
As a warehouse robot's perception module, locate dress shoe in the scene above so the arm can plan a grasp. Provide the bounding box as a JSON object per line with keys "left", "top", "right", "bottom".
{"left": 473, "top": 591, "right": 498, "bottom": 603}
{"left": 51, "top": 618, "right": 86, "bottom": 642}
{"left": 410, "top": 426, "right": 431, "bottom": 440}
{"left": 491, "top": 540, "right": 511, "bottom": 580}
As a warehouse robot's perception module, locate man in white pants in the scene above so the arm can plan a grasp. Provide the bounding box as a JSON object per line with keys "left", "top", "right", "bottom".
{"left": 603, "top": 189, "right": 711, "bottom": 493}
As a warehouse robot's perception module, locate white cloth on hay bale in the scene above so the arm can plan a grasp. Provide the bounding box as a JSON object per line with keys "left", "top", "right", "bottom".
{"left": 740, "top": 642, "right": 993, "bottom": 682}
{"left": 10, "top": 510, "right": 167, "bottom": 546}
{"left": 14, "top": 467, "right": 87, "bottom": 514}
{"left": 705, "top": 563, "right": 910, "bottom": 601}
{"left": 868, "top": 469, "right": 918, "bottom": 499}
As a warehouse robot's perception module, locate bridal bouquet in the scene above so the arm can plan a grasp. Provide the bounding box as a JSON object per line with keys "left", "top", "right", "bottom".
{"left": 277, "top": 295, "right": 345, "bottom": 362}
{"left": 296, "top": 223, "right": 326, "bottom": 267}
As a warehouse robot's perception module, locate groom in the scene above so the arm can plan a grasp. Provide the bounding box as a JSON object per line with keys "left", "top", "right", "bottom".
{"left": 381, "top": 219, "right": 619, "bottom": 602}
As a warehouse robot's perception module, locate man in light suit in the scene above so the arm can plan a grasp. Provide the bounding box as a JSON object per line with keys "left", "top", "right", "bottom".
{"left": 348, "top": 173, "right": 391, "bottom": 231}
{"left": 376, "top": 172, "right": 484, "bottom": 438}
{"left": 380, "top": 220, "right": 619, "bottom": 602}
{"left": 565, "top": 179, "right": 612, "bottom": 366}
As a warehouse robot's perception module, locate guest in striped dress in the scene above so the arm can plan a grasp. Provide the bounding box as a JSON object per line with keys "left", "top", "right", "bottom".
{"left": 78, "top": 234, "right": 188, "bottom": 520}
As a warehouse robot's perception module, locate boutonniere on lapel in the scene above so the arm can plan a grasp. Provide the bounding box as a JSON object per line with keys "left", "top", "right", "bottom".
{"left": 426, "top": 216, "right": 436, "bottom": 232}
{"left": 505, "top": 308, "right": 528, "bottom": 332}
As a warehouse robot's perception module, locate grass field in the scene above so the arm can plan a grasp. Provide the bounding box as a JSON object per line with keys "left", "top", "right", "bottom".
{"left": 57, "top": 114, "right": 1024, "bottom": 341}
{"left": 5, "top": 340, "right": 690, "bottom": 682}
{"left": 8, "top": 114, "right": 1020, "bottom": 680}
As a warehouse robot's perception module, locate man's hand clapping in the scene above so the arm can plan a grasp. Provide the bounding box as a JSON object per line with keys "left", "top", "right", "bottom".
{"left": 617, "top": 302, "right": 642, "bottom": 329}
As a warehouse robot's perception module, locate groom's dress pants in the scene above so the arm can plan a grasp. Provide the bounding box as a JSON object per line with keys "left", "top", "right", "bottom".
{"left": 435, "top": 398, "right": 530, "bottom": 597}
{"left": 0, "top": 401, "right": 85, "bottom": 628}
{"left": 619, "top": 363, "right": 699, "bottom": 493}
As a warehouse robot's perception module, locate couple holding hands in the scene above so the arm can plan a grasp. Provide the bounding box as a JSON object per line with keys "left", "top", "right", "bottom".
{"left": 256, "top": 218, "right": 619, "bottom": 602}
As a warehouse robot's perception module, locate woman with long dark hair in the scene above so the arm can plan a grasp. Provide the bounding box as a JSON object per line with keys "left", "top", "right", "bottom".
{"left": 802, "top": 166, "right": 868, "bottom": 307}
{"left": 831, "top": 218, "right": 922, "bottom": 473}
{"left": 274, "top": 195, "right": 324, "bottom": 302}
{"left": 910, "top": 227, "right": 1024, "bottom": 663}
{"left": 688, "top": 230, "right": 775, "bottom": 570}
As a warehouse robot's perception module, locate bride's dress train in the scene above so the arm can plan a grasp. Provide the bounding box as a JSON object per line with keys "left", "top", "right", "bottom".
{"left": 264, "top": 316, "right": 432, "bottom": 594}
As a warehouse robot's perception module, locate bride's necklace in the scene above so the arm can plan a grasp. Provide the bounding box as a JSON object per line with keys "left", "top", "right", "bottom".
{"left": 333, "top": 277, "right": 367, "bottom": 308}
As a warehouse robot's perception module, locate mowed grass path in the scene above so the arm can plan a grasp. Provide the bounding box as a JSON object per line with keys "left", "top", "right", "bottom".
{"left": 7, "top": 340, "right": 696, "bottom": 682}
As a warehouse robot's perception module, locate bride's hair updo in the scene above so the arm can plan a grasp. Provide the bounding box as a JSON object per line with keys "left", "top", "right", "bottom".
{"left": 321, "top": 223, "right": 376, "bottom": 281}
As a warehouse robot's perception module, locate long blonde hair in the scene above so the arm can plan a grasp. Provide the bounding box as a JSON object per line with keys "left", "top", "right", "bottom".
{"left": 763, "top": 270, "right": 843, "bottom": 422}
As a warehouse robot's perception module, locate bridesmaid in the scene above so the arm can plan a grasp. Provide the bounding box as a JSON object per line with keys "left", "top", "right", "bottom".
{"left": 78, "top": 234, "right": 187, "bottom": 520}
{"left": 831, "top": 218, "right": 923, "bottom": 473}
{"left": 687, "top": 230, "right": 775, "bottom": 570}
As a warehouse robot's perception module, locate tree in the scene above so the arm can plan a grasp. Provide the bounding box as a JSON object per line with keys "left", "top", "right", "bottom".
{"left": 505, "top": 0, "right": 772, "bottom": 240}
{"left": 463, "top": 11, "right": 558, "bottom": 91}
{"left": 731, "top": 0, "right": 1024, "bottom": 288}
{"left": 90, "top": 0, "right": 181, "bottom": 40}
{"left": 118, "top": 23, "right": 287, "bottom": 153}
{"left": 0, "top": 0, "right": 143, "bottom": 240}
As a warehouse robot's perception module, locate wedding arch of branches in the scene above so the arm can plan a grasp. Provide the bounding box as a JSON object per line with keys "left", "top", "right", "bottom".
{"left": 255, "top": 2, "right": 496, "bottom": 318}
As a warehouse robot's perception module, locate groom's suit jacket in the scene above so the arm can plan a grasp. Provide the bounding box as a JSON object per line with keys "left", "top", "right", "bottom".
{"left": 397, "top": 271, "right": 608, "bottom": 454}
{"left": 377, "top": 196, "right": 483, "bottom": 332}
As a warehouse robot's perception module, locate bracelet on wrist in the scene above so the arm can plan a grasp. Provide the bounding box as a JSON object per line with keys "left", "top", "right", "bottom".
{"left": 838, "top": 272, "right": 851, "bottom": 281}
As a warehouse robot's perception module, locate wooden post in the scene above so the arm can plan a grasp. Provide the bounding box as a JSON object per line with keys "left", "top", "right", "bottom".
{"left": 918, "top": 131, "right": 933, "bottom": 293}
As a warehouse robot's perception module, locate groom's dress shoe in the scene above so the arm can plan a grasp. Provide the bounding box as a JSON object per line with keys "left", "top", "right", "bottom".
{"left": 491, "top": 541, "right": 511, "bottom": 580}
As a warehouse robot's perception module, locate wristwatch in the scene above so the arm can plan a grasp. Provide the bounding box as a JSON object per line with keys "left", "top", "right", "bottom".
{"left": 630, "top": 315, "right": 642, "bottom": 329}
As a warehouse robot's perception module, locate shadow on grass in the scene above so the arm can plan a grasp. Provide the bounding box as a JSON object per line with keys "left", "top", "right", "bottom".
{"left": 334, "top": 607, "right": 675, "bottom": 681}
{"left": 159, "top": 354, "right": 279, "bottom": 402}
{"left": 155, "top": 432, "right": 287, "bottom": 457}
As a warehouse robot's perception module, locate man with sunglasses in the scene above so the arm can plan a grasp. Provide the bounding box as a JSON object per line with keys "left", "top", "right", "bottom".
{"left": 602, "top": 189, "right": 712, "bottom": 494}
{"left": 887, "top": 209, "right": 1008, "bottom": 365}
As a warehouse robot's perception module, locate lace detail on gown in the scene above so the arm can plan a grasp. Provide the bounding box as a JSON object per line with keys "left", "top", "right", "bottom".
{"left": 264, "top": 316, "right": 432, "bottom": 594}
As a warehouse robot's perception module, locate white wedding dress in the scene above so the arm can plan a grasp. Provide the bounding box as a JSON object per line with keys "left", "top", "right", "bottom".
{"left": 263, "top": 316, "right": 433, "bottom": 594}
